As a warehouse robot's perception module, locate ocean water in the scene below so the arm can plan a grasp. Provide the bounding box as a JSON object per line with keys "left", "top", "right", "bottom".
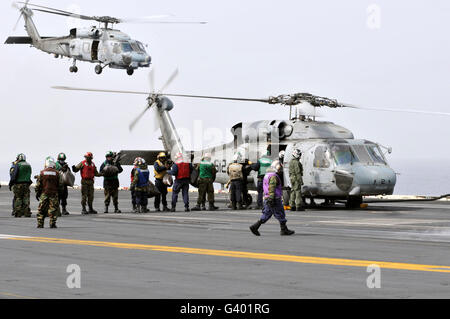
{"left": 1, "top": 159, "right": 449, "bottom": 196}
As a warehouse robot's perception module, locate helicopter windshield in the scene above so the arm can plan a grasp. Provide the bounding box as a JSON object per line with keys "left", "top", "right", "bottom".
{"left": 121, "top": 42, "right": 133, "bottom": 53}
{"left": 330, "top": 144, "right": 358, "bottom": 165}
{"left": 366, "top": 145, "right": 386, "bottom": 164}
{"left": 130, "top": 41, "right": 147, "bottom": 53}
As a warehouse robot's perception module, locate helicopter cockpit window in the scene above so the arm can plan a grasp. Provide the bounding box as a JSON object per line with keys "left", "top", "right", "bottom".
{"left": 121, "top": 42, "right": 133, "bottom": 53}
{"left": 137, "top": 42, "right": 146, "bottom": 52}
{"left": 366, "top": 145, "right": 386, "bottom": 164}
{"left": 351, "top": 145, "right": 373, "bottom": 164}
{"left": 314, "top": 146, "right": 330, "bottom": 168}
{"left": 331, "top": 144, "right": 358, "bottom": 165}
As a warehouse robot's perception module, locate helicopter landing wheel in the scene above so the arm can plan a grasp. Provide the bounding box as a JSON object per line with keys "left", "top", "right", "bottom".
{"left": 127, "top": 68, "right": 134, "bottom": 76}
{"left": 95, "top": 65, "right": 103, "bottom": 75}
{"left": 69, "top": 66, "right": 78, "bottom": 73}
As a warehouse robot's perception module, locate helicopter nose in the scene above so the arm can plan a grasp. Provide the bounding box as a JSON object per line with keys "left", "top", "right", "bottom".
{"left": 350, "top": 165, "right": 397, "bottom": 196}
{"left": 122, "top": 53, "right": 132, "bottom": 65}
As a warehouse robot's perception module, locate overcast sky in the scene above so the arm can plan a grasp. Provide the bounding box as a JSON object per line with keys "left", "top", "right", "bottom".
{"left": 1, "top": 0, "right": 449, "bottom": 192}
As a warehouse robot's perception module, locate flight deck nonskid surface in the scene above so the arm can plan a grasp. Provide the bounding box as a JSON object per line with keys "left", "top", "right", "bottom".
{"left": 0, "top": 188, "right": 449, "bottom": 299}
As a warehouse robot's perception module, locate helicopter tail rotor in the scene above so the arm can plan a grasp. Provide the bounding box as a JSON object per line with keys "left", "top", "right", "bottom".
{"left": 128, "top": 68, "right": 179, "bottom": 132}
{"left": 12, "top": 0, "right": 30, "bottom": 31}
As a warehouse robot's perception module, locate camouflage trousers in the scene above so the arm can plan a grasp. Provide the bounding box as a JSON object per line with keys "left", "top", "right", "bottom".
{"left": 81, "top": 179, "right": 95, "bottom": 208}
{"left": 13, "top": 184, "right": 31, "bottom": 217}
{"left": 37, "top": 194, "right": 58, "bottom": 227}
{"left": 104, "top": 187, "right": 119, "bottom": 207}
{"left": 289, "top": 183, "right": 304, "bottom": 208}
{"left": 197, "top": 178, "right": 214, "bottom": 206}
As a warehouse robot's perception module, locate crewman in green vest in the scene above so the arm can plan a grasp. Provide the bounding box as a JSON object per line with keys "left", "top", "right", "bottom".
{"left": 192, "top": 153, "right": 218, "bottom": 211}
{"left": 251, "top": 151, "right": 273, "bottom": 209}
{"left": 9, "top": 154, "right": 32, "bottom": 218}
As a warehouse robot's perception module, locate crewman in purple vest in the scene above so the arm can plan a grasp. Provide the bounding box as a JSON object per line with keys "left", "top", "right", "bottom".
{"left": 249, "top": 160, "right": 295, "bottom": 236}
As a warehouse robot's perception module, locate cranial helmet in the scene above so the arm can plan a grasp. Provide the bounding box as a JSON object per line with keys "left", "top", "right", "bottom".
{"left": 157, "top": 152, "right": 167, "bottom": 159}
{"left": 292, "top": 149, "right": 302, "bottom": 159}
{"left": 137, "top": 157, "right": 146, "bottom": 166}
{"left": 45, "top": 157, "right": 56, "bottom": 169}
{"left": 279, "top": 151, "right": 286, "bottom": 160}
{"left": 16, "top": 154, "right": 26, "bottom": 162}
{"left": 203, "top": 153, "right": 212, "bottom": 161}
{"left": 58, "top": 153, "right": 66, "bottom": 161}
{"left": 105, "top": 151, "right": 114, "bottom": 158}
{"left": 271, "top": 160, "right": 283, "bottom": 173}
{"left": 233, "top": 152, "right": 242, "bottom": 162}
{"left": 85, "top": 152, "right": 93, "bottom": 159}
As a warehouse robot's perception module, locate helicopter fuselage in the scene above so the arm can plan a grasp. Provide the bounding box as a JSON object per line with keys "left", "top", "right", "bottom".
{"left": 197, "top": 119, "right": 396, "bottom": 201}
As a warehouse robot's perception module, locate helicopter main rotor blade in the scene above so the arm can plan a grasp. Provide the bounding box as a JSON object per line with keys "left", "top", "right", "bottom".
{"left": 52, "top": 86, "right": 150, "bottom": 96}
{"left": 342, "top": 104, "right": 450, "bottom": 116}
{"left": 52, "top": 86, "right": 272, "bottom": 103}
{"left": 19, "top": 2, "right": 94, "bottom": 21}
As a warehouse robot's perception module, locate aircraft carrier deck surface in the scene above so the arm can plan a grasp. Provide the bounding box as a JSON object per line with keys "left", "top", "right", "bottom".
{"left": 1, "top": 188, "right": 450, "bottom": 299}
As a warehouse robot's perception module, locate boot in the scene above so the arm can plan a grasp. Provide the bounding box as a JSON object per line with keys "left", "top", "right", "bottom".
{"left": 81, "top": 206, "right": 88, "bottom": 215}
{"left": 132, "top": 204, "right": 138, "bottom": 213}
{"left": 104, "top": 205, "right": 109, "bottom": 214}
{"left": 201, "top": 205, "right": 207, "bottom": 211}
{"left": 37, "top": 224, "right": 44, "bottom": 229}
{"left": 171, "top": 206, "right": 176, "bottom": 212}
{"left": 142, "top": 206, "right": 149, "bottom": 213}
{"left": 231, "top": 202, "right": 237, "bottom": 210}
{"left": 250, "top": 220, "right": 263, "bottom": 236}
{"left": 296, "top": 206, "right": 305, "bottom": 212}
{"left": 50, "top": 223, "right": 57, "bottom": 229}
{"left": 209, "top": 204, "right": 219, "bottom": 211}
{"left": 62, "top": 206, "right": 70, "bottom": 216}
{"left": 155, "top": 207, "right": 161, "bottom": 212}
{"left": 191, "top": 205, "right": 201, "bottom": 211}
{"left": 185, "top": 207, "right": 190, "bottom": 212}
{"left": 237, "top": 203, "right": 244, "bottom": 210}
{"left": 163, "top": 206, "right": 170, "bottom": 212}
{"left": 88, "top": 206, "right": 97, "bottom": 214}
{"left": 280, "top": 222, "right": 295, "bottom": 236}
{"left": 290, "top": 206, "right": 296, "bottom": 212}
{"left": 114, "top": 205, "right": 122, "bottom": 214}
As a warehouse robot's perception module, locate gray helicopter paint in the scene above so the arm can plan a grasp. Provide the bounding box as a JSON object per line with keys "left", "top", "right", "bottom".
{"left": 10, "top": 6, "right": 151, "bottom": 73}
{"left": 151, "top": 99, "right": 396, "bottom": 199}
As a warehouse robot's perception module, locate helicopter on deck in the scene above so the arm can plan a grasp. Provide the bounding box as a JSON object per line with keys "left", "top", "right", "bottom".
{"left": 52, "top": 70, "right": 450, "bottom": 208}
{"left": 5, "top": 2, "right": 206, "bottom": 75}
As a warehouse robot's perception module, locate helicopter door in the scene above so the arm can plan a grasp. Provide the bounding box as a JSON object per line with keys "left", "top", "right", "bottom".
{"left": 310, "top": 145, "right": 334, "bottom": 190}
{"left": 91, "top": 40, "right": 99, "bottom": 61}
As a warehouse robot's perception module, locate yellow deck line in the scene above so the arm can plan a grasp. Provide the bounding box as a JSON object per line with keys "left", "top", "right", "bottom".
{"left": 3, "top": 236, "right": 450, "bottom": 273}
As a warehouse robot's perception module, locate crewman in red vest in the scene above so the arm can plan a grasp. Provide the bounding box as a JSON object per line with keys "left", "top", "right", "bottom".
{"left": 72, "top": 152, "right": 102, "bottom": 215}
{"left": 168, "top": 152, "right": 193, "bottom": 212}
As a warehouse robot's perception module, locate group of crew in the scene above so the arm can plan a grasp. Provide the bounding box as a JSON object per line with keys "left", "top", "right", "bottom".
{"left": 7, "top": 148, "right": 305, "bottom": 236}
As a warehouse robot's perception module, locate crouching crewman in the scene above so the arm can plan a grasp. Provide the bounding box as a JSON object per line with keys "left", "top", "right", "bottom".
{"left": 249, "top": 160, "right": 295, "bottom": 236}
{"left": 36, "top": 157, "right": 62, "bottom": 229}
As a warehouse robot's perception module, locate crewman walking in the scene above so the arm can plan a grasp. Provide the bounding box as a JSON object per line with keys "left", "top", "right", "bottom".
{"left": 72, "top": 152, "right": 101, "bottom": 215}
{"left": 9, "top": 154, "right": 32, "bottom": 218}
{"left": 168, "top": 153, "right": 193, "bottom": 212}
{"left": 131, "top": 158, "right": 150, "bottom": 213}
{"left": 100, "top": 151, "right": 123, "bottom": 214}
{"left": 154, "top": 152, "right": 170, "bottom": 212}
{"left": 289, "top": 149, "right": 305, "bottom": 211}
{"left": 249, "top": 160, "right": 295, "bottom": 236}
{"left": 36, "top": 157, "right": 61, "bottom": 229}
{"left": 227, "top": 153, "right": 244, "bottom": 210}
{"left": 192, "top": 153, "right": 218, "bottom": 211}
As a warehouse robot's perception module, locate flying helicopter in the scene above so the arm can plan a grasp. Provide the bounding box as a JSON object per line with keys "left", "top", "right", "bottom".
{"left": 52, "top": 70, "right": 450, "bottom": 208}
{"left": 5, "top": 2, "right": 206, "bottom": 75}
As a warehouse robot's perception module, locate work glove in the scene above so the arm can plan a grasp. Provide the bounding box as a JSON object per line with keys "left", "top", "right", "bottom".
{"left": 36, "top": 194, "right": 41, "bottom": 201}
{"left": 72, "top": 165, "right": 77, "bottom": 172}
